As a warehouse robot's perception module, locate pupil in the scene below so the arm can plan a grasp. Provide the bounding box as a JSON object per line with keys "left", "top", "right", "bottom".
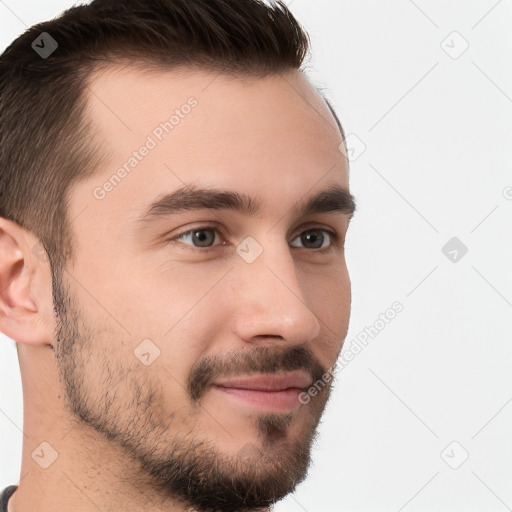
{"left": 194, "top": 229, "right": 214, "bottom": 247}
{"left": 303, "top": 230, "right": 323, "bottom": 248}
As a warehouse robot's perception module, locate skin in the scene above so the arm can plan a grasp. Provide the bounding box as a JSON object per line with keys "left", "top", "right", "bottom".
{"left": 0, "top": 64, "right": 352, "bottom": 512}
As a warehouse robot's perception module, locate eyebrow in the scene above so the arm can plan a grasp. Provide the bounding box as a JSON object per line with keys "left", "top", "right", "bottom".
{"left": 137, "top": 183, "right": 356, "bottom": 224}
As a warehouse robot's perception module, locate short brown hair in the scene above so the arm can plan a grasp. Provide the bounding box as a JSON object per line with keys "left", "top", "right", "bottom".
{"left": 0, "top": 0, "right": 344, "bottom": 278}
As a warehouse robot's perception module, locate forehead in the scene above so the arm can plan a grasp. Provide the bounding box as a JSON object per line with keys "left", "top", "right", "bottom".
{"left": 71, "top": 64, "right": 348, "bottom": 221}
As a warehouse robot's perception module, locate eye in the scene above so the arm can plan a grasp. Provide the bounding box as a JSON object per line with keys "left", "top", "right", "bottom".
{"left": 169, "top": 225, "right": 339, "bottom": 252}
{"left": 290, "top": 228, "right": 336, "bottom": 251}
{"left": 172, "top": 226, "right": 223, "bottom": 249}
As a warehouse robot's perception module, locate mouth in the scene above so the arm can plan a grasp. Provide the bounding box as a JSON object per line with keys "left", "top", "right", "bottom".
{"left": 212, "top": 372, "right": 312, "bottom": 412}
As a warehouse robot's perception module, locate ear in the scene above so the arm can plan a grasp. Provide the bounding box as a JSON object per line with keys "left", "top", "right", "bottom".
{"left": 0, "top": 217, "right": 54, "bottom": 346}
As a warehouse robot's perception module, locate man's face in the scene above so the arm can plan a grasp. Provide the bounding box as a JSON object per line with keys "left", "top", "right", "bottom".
{"left": 54, "top": 65, "right": 352, "bottom": 511}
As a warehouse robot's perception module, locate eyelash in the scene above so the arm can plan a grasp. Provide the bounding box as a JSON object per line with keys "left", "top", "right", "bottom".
{"left": 167, "top": 224, "right": 340, "bottom": 254}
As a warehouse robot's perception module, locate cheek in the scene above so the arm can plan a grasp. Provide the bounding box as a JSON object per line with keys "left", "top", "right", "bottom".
{"left": 303, "top": 260, "right": 351, "bottom": 327}
{"left": 302, "top": 264, "right": 351, "bottom": 365}
{"left": 96, "top": 257, "right": 230, "bottom": 342}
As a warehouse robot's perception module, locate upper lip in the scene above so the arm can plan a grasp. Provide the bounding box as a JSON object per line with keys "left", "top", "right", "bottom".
{"left": 213, "top": 372, "right": 313, "bottom": 392}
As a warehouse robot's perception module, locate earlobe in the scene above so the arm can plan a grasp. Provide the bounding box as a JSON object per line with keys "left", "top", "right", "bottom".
{"left": 0, "top": 218, "right": 53, "bottom": 346}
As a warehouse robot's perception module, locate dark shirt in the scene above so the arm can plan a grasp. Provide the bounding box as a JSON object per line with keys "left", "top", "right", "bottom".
{"left": 0, "top": 485, "right": 17, "bottom": 512}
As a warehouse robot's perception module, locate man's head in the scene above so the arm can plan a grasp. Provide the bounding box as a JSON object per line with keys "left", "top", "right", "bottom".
{"left": 0, "top": 1, "right": 355, "bottom": 511}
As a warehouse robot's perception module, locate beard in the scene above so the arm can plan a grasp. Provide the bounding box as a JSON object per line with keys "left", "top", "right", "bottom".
{"left": 50, "top": 267, "right": 336, "bottom": 512}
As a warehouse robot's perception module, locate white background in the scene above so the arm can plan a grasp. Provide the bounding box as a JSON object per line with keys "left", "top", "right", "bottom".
{"left": 1, "top": 1, "right": 511, "bottom": 511}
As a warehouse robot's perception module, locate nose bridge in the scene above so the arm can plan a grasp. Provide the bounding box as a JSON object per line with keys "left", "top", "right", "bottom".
{"left": 232, "top": 236, "right": 321, "bottom": 345}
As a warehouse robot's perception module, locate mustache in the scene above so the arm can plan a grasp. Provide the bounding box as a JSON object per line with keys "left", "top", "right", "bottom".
{"left": 187, "top": 345, "right": 327, "bottom": 403}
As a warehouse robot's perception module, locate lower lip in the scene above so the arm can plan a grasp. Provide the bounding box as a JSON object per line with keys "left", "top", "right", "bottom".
{"left": 213, "top": 386, "right": 303, "bottom": 412}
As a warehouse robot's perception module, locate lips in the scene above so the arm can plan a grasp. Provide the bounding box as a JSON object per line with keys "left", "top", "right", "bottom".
{"left": 212, "top": 372, "right": 313, "bottom": 412}
{"left": 213, "top": 372, "right": 313, "bottom": 392}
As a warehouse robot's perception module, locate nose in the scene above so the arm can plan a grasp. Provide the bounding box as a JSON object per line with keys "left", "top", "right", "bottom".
{"left": 232, "top": 241, "right": 322, "bottom": 347}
